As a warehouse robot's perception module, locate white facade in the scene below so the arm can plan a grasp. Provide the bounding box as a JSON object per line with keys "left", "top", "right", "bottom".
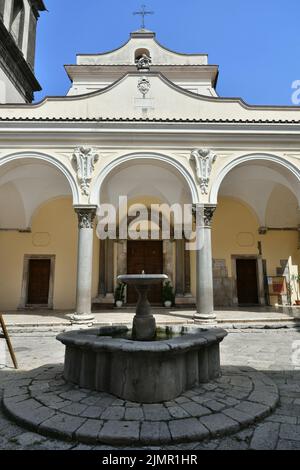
{"left": 66, "top": 30, "right": 218, "bottom": 97}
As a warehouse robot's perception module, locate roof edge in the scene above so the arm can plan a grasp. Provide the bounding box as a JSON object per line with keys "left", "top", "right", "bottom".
{"left": 0, "top": 71, "right": 299, "bottom": 112}
{"left": 76, "top": 31, "right": 207, "bottom": 59}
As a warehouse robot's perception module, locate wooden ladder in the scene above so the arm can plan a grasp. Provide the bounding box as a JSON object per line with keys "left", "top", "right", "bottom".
{"left": 0, "top": 314, "right": 18, "bottom": 369}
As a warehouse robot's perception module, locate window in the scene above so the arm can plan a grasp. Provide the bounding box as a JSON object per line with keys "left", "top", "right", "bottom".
{"left": 10, "top": 0, "right": 24, "bottom": 48}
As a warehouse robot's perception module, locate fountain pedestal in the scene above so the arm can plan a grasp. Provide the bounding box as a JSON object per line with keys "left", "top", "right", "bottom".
{"left": 118, "top": 274, "right": 168, "bottom": 341}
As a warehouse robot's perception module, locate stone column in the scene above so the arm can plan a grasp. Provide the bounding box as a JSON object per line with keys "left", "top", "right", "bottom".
{"left": 71, "top": 205, "right": 98, "bottom": 324}
{"left": 194, "top": 204, "right": 217, "bottom": 323}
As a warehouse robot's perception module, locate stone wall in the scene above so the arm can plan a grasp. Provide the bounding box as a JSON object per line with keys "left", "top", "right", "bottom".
{"left": 213, "top": 259, "right": 234, "bottom": 307}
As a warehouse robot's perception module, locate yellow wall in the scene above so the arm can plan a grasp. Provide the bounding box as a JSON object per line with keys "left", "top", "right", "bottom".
{"left": 211, "top": 197, "right": 299, "bottom": 278}
{"left": 0, "top": 197, "right": 100, "bottom": 311}
{"left": 212, "top": 198, "right": 299, "bottom": 276}
{"left": 212, "top": 197, "right": 259, "bottom": 276}
{"left": 209, "top": 197, "right": 299, "bottom": 306}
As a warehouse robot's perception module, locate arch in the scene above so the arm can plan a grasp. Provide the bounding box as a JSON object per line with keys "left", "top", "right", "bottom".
{"left": 90, "top": 152, "right": 199, "bottom": 206}
{"left": 134, "top": 48, "right": 151, "bottom": 62}
{"left": 210, "top": 153, "right": 300, "bottom": 205}
{"left": 0, "top": 151, "right": 80, "bottom": 205}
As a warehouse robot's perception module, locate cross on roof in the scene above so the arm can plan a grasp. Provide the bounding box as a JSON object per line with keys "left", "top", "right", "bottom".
{"left": 133, "top": 4, "right": 154, "bottom": 30}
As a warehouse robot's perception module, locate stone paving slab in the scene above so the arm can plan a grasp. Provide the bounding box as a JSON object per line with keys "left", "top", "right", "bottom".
{"left": 2, "top": 364, "right": 279, "bottom": 446}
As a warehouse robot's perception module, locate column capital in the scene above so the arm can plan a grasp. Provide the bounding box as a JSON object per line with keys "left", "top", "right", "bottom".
{"left": 74, "top": 205, "right": 98, "bottom": 229}
{"left": 192, "top": 204, "right": 217, "bottom": 228}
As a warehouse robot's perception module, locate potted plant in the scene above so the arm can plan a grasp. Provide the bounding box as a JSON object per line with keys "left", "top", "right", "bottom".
{"left": 291, "top": 274, "right": 300, "bottom": 306}
{"left": 114, "top": 282, "right": 125, "bottom": 308}
{"left": 162, "top": 281, "right": 174, "bottom": 308}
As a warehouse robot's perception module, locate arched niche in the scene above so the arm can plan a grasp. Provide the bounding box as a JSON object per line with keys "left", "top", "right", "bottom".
{"left": 134, "top": 48, "right": 151, "bottom": 63}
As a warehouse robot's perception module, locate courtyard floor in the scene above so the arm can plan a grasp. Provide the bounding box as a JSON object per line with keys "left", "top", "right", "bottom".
{"left": 1, "top": 326, "right": 300, "bottom": 450}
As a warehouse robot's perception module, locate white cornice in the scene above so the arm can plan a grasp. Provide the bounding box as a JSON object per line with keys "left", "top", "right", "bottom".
{"left": 2, "top": 123, "right": 300, "bottom": 149}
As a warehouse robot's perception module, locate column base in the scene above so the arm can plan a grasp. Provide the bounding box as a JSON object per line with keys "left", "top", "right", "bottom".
{"left": 69, "top": 313, "right": 95, "bottom": 326}
{"left": 194, "top": 312, "right": 217, "bottom": 325}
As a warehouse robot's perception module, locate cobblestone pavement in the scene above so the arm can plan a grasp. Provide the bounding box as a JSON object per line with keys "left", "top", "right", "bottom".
{"left": 3, "top": 364, "right": 278, "bottom": 445}
{"left": 0, "top": 328, "right": 300, "bottom": 450}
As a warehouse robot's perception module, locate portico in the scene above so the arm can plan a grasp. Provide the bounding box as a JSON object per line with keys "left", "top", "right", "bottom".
{"left": 0, "top": 29, "right": 300, "bottom": 325}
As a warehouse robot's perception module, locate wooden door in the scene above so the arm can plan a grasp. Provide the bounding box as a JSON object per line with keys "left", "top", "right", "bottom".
{"left": 127, "top": 241, "right": 163, "bottom": 304}
{"left": 236, "top": 258, "right": 259, "bottom": 305}
{"left": 27, "top": 259, "right": 51, "bottom": 305}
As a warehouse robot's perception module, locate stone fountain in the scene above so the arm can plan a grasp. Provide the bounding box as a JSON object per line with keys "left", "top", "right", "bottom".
{"left": 57, "top": 274, "right": 227, "bottom": 403}
{"left": 118, "top": 273, "right": 168, "bottom": 340}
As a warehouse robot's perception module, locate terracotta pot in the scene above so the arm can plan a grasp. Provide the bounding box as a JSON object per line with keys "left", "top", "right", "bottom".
{"left": 295, "top": 300, "right": 300, "bottom": 306}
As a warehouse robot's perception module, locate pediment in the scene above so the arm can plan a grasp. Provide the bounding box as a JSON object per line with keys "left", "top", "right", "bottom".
{"left": 1, "top": 72, "right": 300, "bottom": 123}
{"left": 76, "top": 31, "right": 208, "bottom": 67}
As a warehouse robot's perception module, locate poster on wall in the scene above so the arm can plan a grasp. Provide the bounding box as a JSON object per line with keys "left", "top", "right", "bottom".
{"left": 267, "top": 276, "right": 287, "bottom": 296}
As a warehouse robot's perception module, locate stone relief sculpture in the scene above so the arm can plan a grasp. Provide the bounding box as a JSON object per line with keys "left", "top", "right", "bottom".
{"left": 190, "top": 149, "right": 217, "bottom": 195}
{"left": 75, "top": 207, "right": 97, "bottom": 229}
{"left": 137, "top": 76, "right": 151, "bottom": 97}
{"left": 72, "top": 146, "right": 99, "bottom": 196}
{"left": 135, "top": 53, "right": 152, "bottom": 71}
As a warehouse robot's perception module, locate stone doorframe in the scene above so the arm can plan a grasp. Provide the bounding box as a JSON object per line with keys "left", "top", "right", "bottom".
{"left": 231, "top": 254, "right": 266, "bottom": 306}
{"left": 19, "top": 254, "right": 56, "bottom": 309}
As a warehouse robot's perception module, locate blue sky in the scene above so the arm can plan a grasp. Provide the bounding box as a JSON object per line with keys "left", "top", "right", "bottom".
{"left": 35, "top": 0, "right": 300, "bottom": 105}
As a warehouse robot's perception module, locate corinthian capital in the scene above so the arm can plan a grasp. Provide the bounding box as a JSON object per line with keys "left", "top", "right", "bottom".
{"left": 192, "top": 204, "right": 217, "bottom": 228}
{"left": 190, "top": 148, "right": 216, "bottom": 195}
{"left": 72, "top": 146, "right": 99, "bottom": 196}
{"left": 74, "top": 206, "right": 97, "bottom": 229}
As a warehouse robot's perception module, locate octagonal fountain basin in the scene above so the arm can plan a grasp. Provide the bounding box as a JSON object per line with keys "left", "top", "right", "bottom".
{"left": 57, "top": 325, "right": 227, "bottom": 403}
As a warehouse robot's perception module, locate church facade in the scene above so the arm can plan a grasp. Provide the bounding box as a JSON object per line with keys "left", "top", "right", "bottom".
{"left": 0, "top": 5, "right": 300, "bottom": 323}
